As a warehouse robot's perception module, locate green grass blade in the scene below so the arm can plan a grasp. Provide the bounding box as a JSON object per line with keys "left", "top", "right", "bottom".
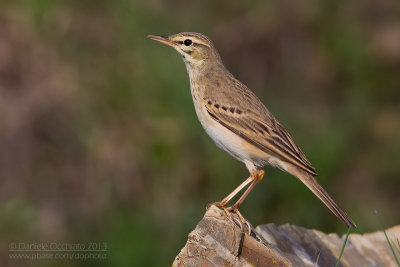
{"left": 391, "top": 239, "right": 400, "bottom": 261}
{"left": 375, "top": 210, "right": 400, "bottom": 266}
{"left": 335, "top": 226, "right": 352, "bottom": 267}
{"left": 394, "top": 238, "right": 400, "bottom": 255}
{"left": 382, "top": 229, "right": 400, "bottom": 266}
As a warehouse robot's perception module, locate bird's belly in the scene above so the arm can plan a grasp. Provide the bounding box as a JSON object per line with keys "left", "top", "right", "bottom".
{"left": 193, "top": 104, "right": 286, "bottom": 171}
{"left": 203, "top": 119, "right": 247, "bottom": 161}
{"left": 194, "top": 104, "right": 255, "bottom": 163}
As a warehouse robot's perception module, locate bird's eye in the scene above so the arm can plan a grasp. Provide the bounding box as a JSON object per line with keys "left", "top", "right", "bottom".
{"left": 184, "top": 39, "right": 192, "bottom": 46}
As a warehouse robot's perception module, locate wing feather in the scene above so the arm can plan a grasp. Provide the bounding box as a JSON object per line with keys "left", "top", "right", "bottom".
{"left": 205, "top": 102, "right": 317, "bottom": 176}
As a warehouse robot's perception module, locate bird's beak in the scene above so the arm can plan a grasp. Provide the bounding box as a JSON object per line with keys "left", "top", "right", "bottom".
{"left": 147, "top": 35, "right": 176, "bottom": 47}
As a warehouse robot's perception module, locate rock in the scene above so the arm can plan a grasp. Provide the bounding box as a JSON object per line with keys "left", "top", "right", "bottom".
{"left": 173, "top": 205, "right": 400, "bottom": 267}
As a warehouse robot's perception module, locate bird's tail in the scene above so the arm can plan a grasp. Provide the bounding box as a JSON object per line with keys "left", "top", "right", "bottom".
{"left": 285, "top": 164, "right": 357, "bottom": 228}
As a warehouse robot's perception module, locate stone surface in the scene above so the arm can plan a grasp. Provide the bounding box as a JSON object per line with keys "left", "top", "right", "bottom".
{"left": 257, "top": 224, "right": 400, "bottom": 267}
{"left": 173, "top": 205, "right": 400, "bottom": 267}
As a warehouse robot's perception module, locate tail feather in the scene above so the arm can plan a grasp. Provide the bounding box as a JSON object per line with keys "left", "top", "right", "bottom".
{"left": 285, "top": 165, "right": 357, "bottom": 228}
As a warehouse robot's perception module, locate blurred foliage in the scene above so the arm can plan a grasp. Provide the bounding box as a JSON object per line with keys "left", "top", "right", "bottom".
{"left": 0, "top": 0, "right": 399, "bottom": 266}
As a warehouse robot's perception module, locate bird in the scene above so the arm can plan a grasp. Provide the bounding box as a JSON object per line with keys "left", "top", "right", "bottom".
{"left": 148, "top": 32, "right": 356, "bottom": 228}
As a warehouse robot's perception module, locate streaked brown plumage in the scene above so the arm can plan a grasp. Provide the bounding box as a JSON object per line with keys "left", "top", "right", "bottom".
{"left": 148, "top": 32, "right": 356, "bottom": 228}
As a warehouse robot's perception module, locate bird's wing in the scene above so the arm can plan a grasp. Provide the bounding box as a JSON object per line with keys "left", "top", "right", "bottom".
{"left": 204, "top": 101, "right": 317, "bottom": 176}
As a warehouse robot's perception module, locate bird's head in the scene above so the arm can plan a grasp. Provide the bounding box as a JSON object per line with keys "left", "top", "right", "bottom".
{"left": 148, "top": 32, "right": 220, "bottom": 67}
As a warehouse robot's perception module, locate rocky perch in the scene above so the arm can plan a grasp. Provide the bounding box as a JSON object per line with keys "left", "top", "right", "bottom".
{"left": 173, "top": 205, "right": 400, "bottom": 267}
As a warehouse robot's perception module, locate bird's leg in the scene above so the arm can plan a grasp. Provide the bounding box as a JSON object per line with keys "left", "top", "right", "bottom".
{"left": 227, "top": 169, "right": 265, "bottom": 211}
{"left": 207, "top": 175, "right": 255, "bottom": 209}
{"left": 207, "top": 170, "right": 264, "bottom": 234}
{"left": 226, "top": 169, "right": 265, "bottom": 234}
{"left": 207, "top": 175, "right": 255, "bottom": 232}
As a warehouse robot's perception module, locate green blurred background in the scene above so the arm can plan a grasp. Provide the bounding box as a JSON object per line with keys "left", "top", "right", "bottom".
{"left": 0, "top": 0, "right": 399, "bottom": 266}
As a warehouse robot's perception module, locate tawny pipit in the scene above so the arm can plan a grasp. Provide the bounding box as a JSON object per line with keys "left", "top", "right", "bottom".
{"left": 148, "top": 32, "right": 356, "bottom": 228}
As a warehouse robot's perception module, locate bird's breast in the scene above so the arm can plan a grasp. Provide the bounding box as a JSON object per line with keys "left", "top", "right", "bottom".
{"left": 189, "top": 83, "right": 249, "bottom": 163}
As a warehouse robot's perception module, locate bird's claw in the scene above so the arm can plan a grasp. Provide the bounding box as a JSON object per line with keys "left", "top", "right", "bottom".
{"left": 226, "top": 206, "right": 252, "bottom": 235}
{"left": 207, "top": 202, "right": 252, "bottom": 235}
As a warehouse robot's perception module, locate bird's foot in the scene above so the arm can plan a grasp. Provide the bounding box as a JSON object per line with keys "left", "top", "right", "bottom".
{"left": 226, "top": 205, "right": 252, "bottom": 235}
{"left": 208, "top": 203, "right": 237, "bottom": 229}
{"left": 207, "top": 202, "right": 252, "bottom": 235}
{"left": 206, "top": 200, "right": 227, "bottom": 210}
